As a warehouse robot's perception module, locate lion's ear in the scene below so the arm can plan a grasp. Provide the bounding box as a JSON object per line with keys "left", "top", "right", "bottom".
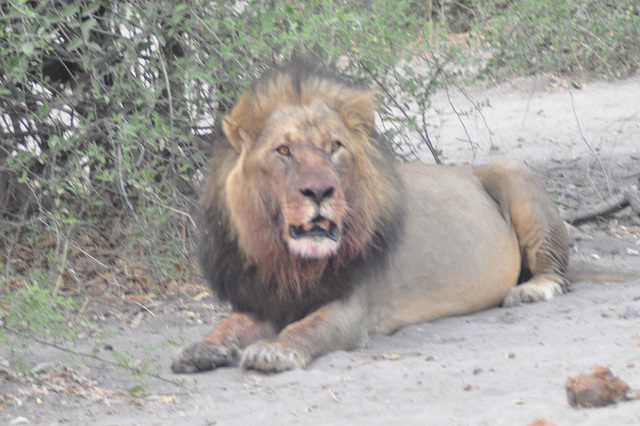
{"left": 338, "top": 90, "right": 377, "bottom": 136}
{"left": 222, "top": 116, "right": 243, "bottom": 151}
{"left": 223, "top": 90, "right": 265, "bottom": 151}
{"left": 222, "top": 115, "right": 254, "bottom": 152}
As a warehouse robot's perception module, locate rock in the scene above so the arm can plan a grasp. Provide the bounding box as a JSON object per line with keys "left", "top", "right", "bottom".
{"left": 566, "top": 365, "right": 631, "bottom": 408}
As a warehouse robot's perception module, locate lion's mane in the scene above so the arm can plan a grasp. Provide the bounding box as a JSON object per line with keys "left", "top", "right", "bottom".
{"left": 199, "top": 62, "right": 406, "bottom": 329}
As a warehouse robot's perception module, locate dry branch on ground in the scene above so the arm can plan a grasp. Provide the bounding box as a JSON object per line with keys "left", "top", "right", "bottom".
{"left": 563, "top": 184, "right": 640, "bottom": 224}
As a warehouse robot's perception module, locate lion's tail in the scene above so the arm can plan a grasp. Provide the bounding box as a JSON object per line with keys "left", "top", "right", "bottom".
{"left": 567, "top": 260, "right": 640, "bottom": 282}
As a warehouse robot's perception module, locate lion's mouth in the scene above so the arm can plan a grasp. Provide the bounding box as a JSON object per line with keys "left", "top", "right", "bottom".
{"left": 289, "top": 216, "right": 339, "bottom": 241}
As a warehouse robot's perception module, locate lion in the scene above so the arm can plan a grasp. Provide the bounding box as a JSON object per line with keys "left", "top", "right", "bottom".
{"left": 170, "top": 62, "right": 610, "bottom": 374}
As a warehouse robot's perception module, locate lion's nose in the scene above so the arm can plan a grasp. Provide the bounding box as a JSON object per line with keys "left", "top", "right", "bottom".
{"left": 300, "top": 187, "right": 335, "bottom": 206}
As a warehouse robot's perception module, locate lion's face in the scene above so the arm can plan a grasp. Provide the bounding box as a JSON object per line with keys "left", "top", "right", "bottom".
{"left": 214, "top": 68, "right": 395, "bottom": 287}
{"left": 228, "top": 102, "right": 358, "bottom": 260}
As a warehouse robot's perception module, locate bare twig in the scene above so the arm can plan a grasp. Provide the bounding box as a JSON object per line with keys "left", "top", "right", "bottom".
{"left": 115, "top": 143, "right": 136, "bottom": 213}
{"left": 569, "top": 91, "right": 612, "bottom": 195}
{"left": 70, "top": 243, "right": 110, "bottom": 269}
{"left": 443, "top": 83, "right": 476, "bottom": 159}
{"left": 441, "top": 71, "right": 493, "bottom": 158}
{"left": 52, "top": 222, "right": 78, "bottom": 296}
{"left": 151, "top": 193, "right": 197, "bottom": 228}
{"left": 360, "top": 61, "right": 443, "bottom": 164}
{"left": 563, "top": 184, "right": 640, "bottom": 224}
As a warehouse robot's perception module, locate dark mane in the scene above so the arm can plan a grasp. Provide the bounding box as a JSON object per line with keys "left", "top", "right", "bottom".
{"left": 255, "top": 60, "right": 355, "bottom": 100}
{"left": 199, "top": 62, "right": 406, "bottom": 330}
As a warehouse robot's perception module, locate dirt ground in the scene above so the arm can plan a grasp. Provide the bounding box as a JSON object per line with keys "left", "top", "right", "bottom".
{"left": 2, "top": 75, "right": 640, "bottom": 425}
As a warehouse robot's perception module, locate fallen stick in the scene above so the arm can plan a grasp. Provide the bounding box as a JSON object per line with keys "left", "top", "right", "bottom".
{"left": 563, "top": 184, "right": 640, "bottom": 224}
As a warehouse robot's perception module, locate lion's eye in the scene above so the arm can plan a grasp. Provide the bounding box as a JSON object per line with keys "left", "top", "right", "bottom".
{"left": 276, "top": 145, "right": 291, "bottom": 156}
{"left": 330, "top": 140, "right": 343, "bottom": 153}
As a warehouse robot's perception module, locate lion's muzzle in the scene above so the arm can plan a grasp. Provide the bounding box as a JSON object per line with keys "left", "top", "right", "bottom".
{"left": 287, "top": 215, "right": 341, "bottom": 259}
{"left": 300, "top": 187, "right": 335, "bottom": 207}
{"left": 289, "top": 216, "right": 339, "bottom": 241}
{"left": 281, "top": 167, "right": 345, "bottom": 259}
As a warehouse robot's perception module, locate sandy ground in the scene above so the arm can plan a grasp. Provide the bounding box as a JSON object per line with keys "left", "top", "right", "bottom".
{"left": 2, "top": 75, "right": 640, "bottom": 425}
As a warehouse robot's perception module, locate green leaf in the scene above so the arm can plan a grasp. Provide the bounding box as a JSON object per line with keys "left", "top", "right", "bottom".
{"left": 128, "top": 385, "right": 149, "bottom": 396}
{"left": 67, "top": 37, "right": 83, "bottom": 51}
{"left": 81, "top": 17, "right": 97, "bottom": 42}
{"left": 21, "top": 42, "right": 35, "bottom": 57}
{"left": 87, "top": 42, "right": 102, "bottom": 51}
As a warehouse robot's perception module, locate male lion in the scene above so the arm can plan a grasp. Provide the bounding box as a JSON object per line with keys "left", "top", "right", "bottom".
{"left": 172, "top": 62, "right": 573, "bottom": 374}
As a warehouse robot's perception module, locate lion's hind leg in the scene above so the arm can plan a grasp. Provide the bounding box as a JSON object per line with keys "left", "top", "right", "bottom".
{"left": 473, "top": 159, "right": 570, "bottom": 307}
{"left": 172, "top": 312, "right": 276, "bottom": 373}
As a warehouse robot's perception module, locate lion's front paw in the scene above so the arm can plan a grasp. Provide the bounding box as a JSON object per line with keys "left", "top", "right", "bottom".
{"left": 502, "top": 281, "right": 562, "bottom": 307}
{"left": 240, "top": 341, "right": 306, "bottom": 373}
{"left": 171, "top": 341, "right": 236, "bottom": 373}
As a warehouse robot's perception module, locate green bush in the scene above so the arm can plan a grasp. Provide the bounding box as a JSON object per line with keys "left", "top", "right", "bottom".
{"left": 2, "top": 272, "right": 78, "bottom": 341}
{"left": 1, "top": 0, "right": 459, "bottom": 345}
{"left": 473, "top": 0, "right": 640, "bottom": 79}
